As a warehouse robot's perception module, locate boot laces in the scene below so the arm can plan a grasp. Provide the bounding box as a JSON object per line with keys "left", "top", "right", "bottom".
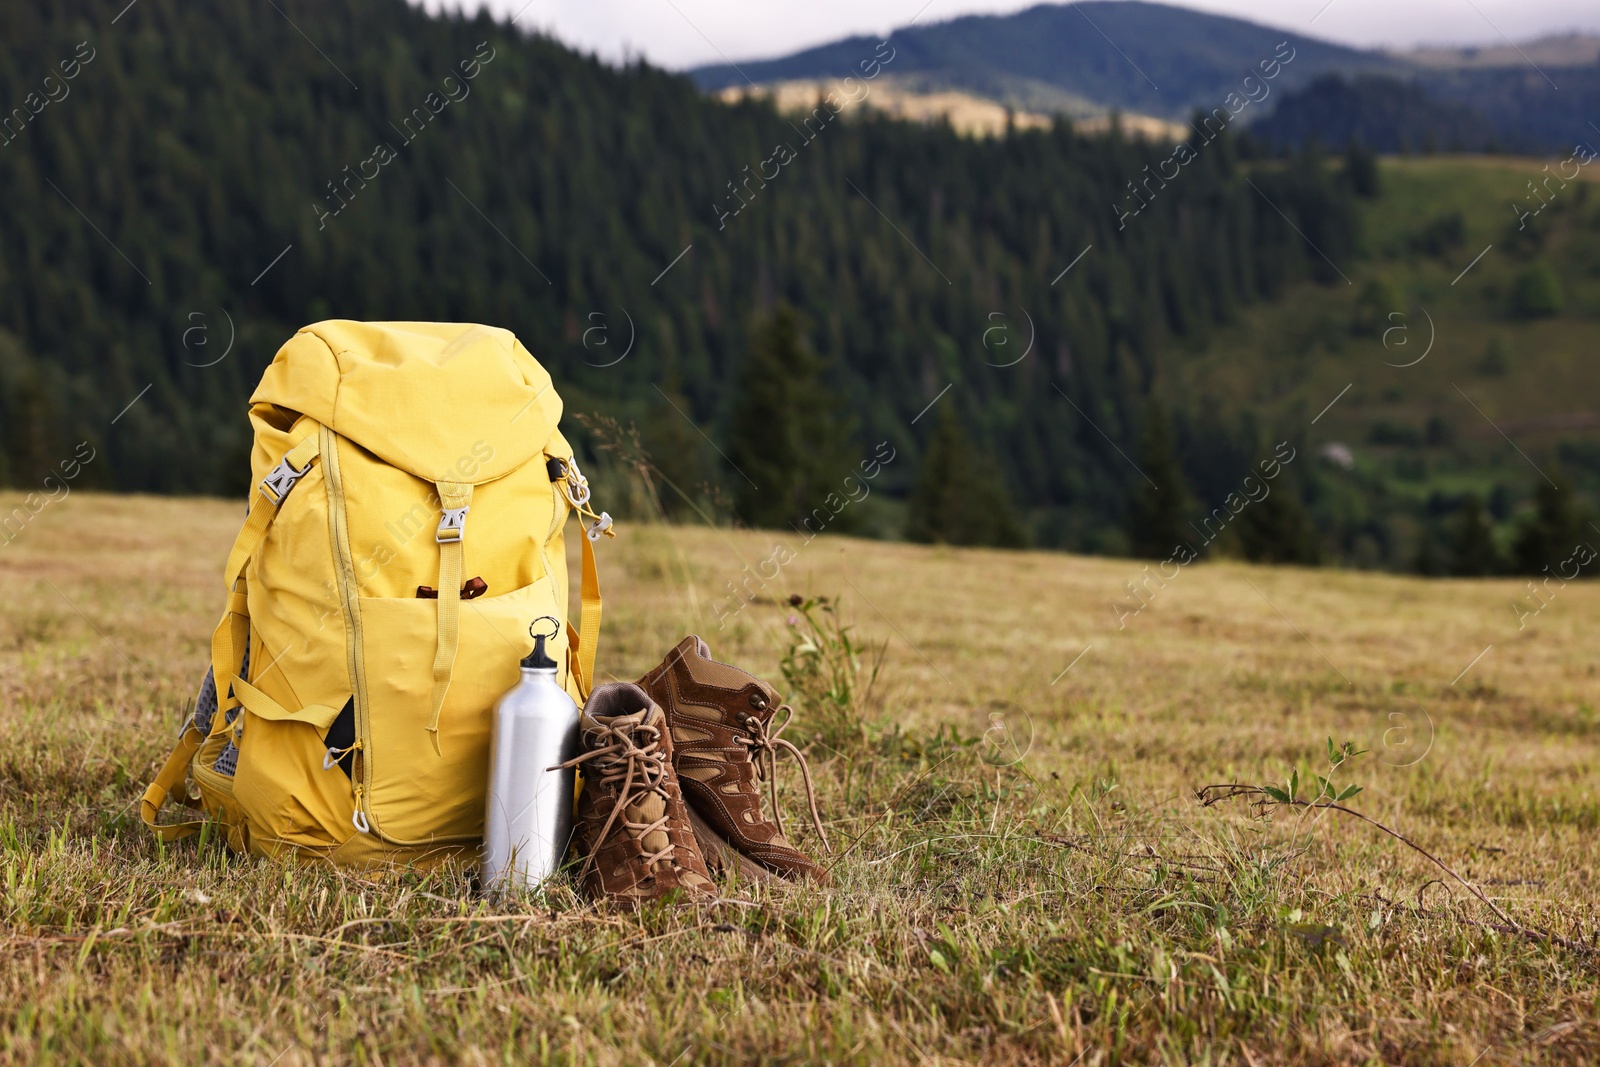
{"left": 559, "top": 717, "right": 683, "bottom": 881}
{"left": 736, "top": 704, "right": 831, "bottom": 854}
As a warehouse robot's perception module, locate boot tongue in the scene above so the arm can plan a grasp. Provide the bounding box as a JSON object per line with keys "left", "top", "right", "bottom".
{"left": 592, "top": 708, "right": 648, "bottom": 729}
{"left": 590, "top": 706, "right": 672, "bottom": 855}
{"left": 628, "top": 792, "right": 670, "bottom": 855}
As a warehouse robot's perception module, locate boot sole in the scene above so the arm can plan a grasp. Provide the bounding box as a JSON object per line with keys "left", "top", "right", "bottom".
{"left": 685, "top": 806, "right": 780, "bottom": 886}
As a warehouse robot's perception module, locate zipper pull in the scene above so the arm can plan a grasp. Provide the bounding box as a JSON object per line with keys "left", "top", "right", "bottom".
{"left": 322, "top": 739, "right": 361, "bottom": 771}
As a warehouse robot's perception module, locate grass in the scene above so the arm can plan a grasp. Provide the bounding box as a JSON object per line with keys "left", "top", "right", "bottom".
{"left": 3, "top": 491, "right": 1600, "bottom": 1064}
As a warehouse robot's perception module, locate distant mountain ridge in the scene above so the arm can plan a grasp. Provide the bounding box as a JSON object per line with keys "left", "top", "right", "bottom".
{"left": 691, "top": 3, "right": 1599, "bottom": 152}
{"left": 689, "top": 2, "right": 1400, "bottom": 122}
{"left": 1396, "top": 33, "right": 1600, "bottom": 70}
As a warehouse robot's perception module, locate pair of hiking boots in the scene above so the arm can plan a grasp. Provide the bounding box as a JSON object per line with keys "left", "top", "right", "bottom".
{"left": 561, "top": 636, "right": 829, "bottom": 905}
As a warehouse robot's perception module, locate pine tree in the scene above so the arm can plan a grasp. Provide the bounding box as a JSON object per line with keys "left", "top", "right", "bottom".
{"left": 1512, "top": 476, "right": 1585, "bottom": 575}
{"left": 906, "top": 406, "right": 1027, "bottom": 548}
{"left": 726, "top": 305, "right": 854, "bottom": 530}
{"left": 1125, "top": 402, "right": 1190, "bottom": 558}
{"left": 1413, "top": 523, "right": 1442, "bottom": 576}
{"left": 1342, "top": 141, "right": 1381, "bottom": 199}
{"left": 1448, "top": 493, "right": 1501, "bottom": 576}
{"left": 1235, "top": 475, "right": 1321, "bottom": 565}
{"left": 640, "top": 385, "right": 711, "bottom": 520}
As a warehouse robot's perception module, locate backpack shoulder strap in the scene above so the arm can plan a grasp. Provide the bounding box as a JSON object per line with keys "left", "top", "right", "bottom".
{"left": 142, "top": 430, "right": 322, "bottom": 841}
{"left": 210, "top": 431, "right": 322, "bottom": 729}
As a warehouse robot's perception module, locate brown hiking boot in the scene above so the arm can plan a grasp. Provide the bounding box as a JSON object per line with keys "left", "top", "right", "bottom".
{"left": 639, "top": 636, "right": 830, "bottom": 884}
{"left": 561, "top": 682, "right": 716, "bottom": 906}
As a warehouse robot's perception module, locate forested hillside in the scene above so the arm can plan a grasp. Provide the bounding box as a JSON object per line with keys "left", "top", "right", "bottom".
{"left": 1254, "top": 69, "right": 1600, "bottom": 154}
{"left": 1251, "top": 75, "right": 1502, "bottom": 154}
{"left": 0, "top": 0, "right": 1357, "bottom": 554}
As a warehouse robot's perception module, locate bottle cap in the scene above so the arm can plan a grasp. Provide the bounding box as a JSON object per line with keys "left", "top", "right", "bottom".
{"left": 521, "top": 634, "right": 557, "bottom": 671}
{"left": 522, "top": 617, "right": 560, "bottom": 670}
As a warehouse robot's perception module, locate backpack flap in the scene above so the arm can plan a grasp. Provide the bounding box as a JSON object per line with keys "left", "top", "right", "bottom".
{"left": 250, "top": 321, "right": 561, "bottom": 485}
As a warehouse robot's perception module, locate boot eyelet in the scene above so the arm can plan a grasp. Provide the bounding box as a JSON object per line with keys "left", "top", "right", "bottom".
{"left": 749, "top": 692, "right": 767, "bottom": 710}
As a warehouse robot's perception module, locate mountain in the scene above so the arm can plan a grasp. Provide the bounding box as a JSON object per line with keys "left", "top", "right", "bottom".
{"left": 690, "top": 3, "right": 1600, "bottom": 154}
{"left": 0, "top": 0, "right": 1354, "bottom": 558}
{"left": 689, "top": 1, "right": 1401, "bottom": 122}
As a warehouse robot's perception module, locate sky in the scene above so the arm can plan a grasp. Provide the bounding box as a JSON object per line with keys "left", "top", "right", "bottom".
{"left": 419, "top": 0, "right": 1600, "bottom": 70}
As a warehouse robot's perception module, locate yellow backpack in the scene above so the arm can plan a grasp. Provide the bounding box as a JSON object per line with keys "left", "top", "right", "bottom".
{"left": 142, "top": 321, "right": 609, "bottom": 867}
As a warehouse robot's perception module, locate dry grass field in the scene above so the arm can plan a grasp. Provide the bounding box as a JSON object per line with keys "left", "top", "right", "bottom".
{"left": 1, "top": 491, "right": 1598, "bottom": 1065}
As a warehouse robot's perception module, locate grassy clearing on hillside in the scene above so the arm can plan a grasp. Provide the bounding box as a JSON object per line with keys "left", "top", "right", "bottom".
{"left": 1192, "top": 156, "right": 1600, "bottom": 435}
{"left": 1174, "top": 156, "right": 1600, "bottom": 566}
{"left": 2, "top": 492, "right": 1599, "bottom": 1064}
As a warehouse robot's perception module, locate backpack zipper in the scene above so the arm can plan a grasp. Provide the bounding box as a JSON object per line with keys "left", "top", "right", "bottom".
{"left": 321, "top": 425, "right": 377, "bottom": 838}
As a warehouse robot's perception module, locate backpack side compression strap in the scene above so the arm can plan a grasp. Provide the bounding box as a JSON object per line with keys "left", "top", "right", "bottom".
{"left": 551, "top": 456, "right": 607, "bottom": 702}
{"left": 574, "top": 523, "right": 601, "bottom": 701}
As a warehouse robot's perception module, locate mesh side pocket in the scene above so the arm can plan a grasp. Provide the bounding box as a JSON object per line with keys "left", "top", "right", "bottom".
{"left": 193, "top": 644, "right": 250, "bottom": 777}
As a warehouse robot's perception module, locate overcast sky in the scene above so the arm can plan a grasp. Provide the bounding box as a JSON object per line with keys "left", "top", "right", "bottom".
{"left": 420, "top": 0, "right": 1600, "bottom": 69}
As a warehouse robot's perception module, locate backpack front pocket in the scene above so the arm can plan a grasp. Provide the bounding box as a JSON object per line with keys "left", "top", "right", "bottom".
{"left": 232, "top": 710, "right": 357, "bottom": 856}
{"left": 356, "top": 577, "right": 566, "bottom": 845}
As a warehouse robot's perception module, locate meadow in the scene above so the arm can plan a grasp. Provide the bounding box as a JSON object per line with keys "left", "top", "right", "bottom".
{"left": 1, "top": 491, "right": 1597, "bottom": 1064}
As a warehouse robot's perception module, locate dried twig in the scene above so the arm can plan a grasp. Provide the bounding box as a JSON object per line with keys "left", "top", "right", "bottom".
{"left": 1361, "top": 889, "right": 1598, "bottom": 959}
{"left": 1197, "top": 783, "right": 1519, "bottom": 929}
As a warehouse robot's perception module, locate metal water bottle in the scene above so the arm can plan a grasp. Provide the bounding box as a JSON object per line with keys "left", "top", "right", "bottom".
{"left": 481, "top": 619, "right": 581, "bottom": 893}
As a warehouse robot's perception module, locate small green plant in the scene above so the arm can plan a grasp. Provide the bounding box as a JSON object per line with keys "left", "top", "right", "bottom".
{"left": 1260, "top": 737, "right": 1366, "bottom": 805}
{"left": 1199, "top": 738, "right": 1535, "bottom": 938}
{"left": 777, "top": 593, "right": 886, "bottom": 752}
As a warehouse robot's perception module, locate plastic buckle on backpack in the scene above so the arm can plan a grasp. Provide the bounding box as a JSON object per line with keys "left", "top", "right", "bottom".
{"left": 436, "top": 506, "right": 469, "bottom": 544}
{"left": 586, "top": 511, "right": 613, "bottom": 542}
{"left": 260, "top": 455, "right": 310, "bottom": 506}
